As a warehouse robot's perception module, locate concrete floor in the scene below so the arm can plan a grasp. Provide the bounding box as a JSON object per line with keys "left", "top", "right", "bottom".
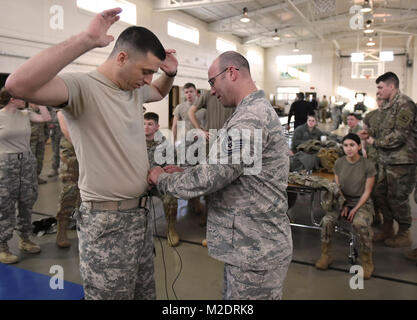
{"left": 2, "top": 125, "right": 417, "bottom": 300}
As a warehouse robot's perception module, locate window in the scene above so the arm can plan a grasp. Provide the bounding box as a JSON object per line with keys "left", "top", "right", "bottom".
{"left": 277, "top": 87, "right": 299, "bottom": 101}
{"left": 77, "top": 0, "right": 136, "bottom": 25}
{"left": 168, "top": 20, "right": 199, "bottom": 45}
{"left": 216, "top": 38, "right": 236, "bottom": 52}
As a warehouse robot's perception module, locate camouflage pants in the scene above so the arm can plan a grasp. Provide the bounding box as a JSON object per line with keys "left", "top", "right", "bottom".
{"left": 50, "top": 125, "right": 62, "bottom": 170}
{"left": 0, "top": 153, "right": 38, "bottom": 242}
{"left": 222, "top": 260, "right": 291, "bottom": 300}
{"left": 321, "top": 201, "right": 374, "bottom": 252}
{"left": 56, "top": 138, "right": 80, "bottom": 221}
{"left": 30, "top": 134, "right": 46, "bottom": 176}
{"left": 75, "top": 203, "right": 155, "bottom": 300}
{"left": 374, "top": 164, "right": 416, "bottom": 226}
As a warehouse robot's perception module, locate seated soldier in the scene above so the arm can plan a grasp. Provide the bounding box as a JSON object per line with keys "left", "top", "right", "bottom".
{"left": 291, "top": 115, "right": 324, "bottom": 154}
{"left": 347, "top": 113, "right": 363, "bottom": 134}
{"left": 315, "top": 133, "right": 376, "bottom": 279}
{"left": 144, "top": 112, "right": 180, "bottom": 247}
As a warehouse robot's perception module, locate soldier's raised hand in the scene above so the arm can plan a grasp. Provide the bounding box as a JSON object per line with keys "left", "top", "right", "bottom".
{"left": 85, "top": 8, "right": 122, "bottom": 48}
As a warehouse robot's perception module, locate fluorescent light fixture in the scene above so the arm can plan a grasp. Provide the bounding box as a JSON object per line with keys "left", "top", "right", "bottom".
{"left": 351, "top": 52, "right": 364, "bottom": 62}
{"left": 273, "top": 28, "right": 280, "bottom": 41}
{"left": 240, "top": 7, "right": 250, "bottom": 23}
{"left": 366, "top": 37, "right": 375, "bottom": 46}
{"left": 380, "top": 51, "right": 394, "bottom": 61}
{"left": 364, "top": 28, "right": 374, "bottom": 34}
{"left": 293, "top": 42, "right": 299, "bottom": 52}
{"left": 361, "top": 0, "right": 372, "bottom": 13}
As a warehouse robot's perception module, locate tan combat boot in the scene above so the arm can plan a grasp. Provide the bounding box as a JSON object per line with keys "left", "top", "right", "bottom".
{"left": 47, "top": 168, "right": 58, "bottom": 177}
{"left": 0, "top": 242, "right": 19, "bottom": 264}
{"left": 19, "top": 237, "right": 41, "bottom": 253}
{"left": 373, "top": 219, "right": 395, "bottom": 242}
{"left": 166, "top": 211, "right": 180, "bottom": 247}
{"left": 360, "top": 249, "right": 374, "bottom": 280}
{"left": 384, "top": 224, "right": 412, "bottom": 248}
{"left": 315, "top": 242, "right": 332, "bottom": 270}
{"left": 56, "top": 219, "right": 71, "bottom": 248}
{"left": 404, "top": 248, "right": 417, "bottom": 262}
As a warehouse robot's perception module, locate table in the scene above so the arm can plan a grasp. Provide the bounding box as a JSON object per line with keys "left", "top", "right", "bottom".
{"left": 287, "top": 171, "right": 334, "bottom": 230}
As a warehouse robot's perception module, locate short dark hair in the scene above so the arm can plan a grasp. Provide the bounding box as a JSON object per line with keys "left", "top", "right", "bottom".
{"left": 144, "top": 112, "right": 159, "bottom": 124}
{"left": 297, "top": 92, "right": 304, "bottom": 100}
{"left": 218, "top": 51, "right": 251, "bottom": 74}
{"left": 347, "top": 113, "right": 360, "bottom": 120}
{"left": 0, "top": 87, "right": 12, "bottom": 109}
{"left": 184, "top": 83, "right": 196, "bottom": 90}
{"left": 342, "top": 133, "right": 361, "bottom": 146}
{"left": 376, "top": 72, "right": 399, "bottom": 88}
{"left": 110, "top": 26, "right": 166, "bottom": 61}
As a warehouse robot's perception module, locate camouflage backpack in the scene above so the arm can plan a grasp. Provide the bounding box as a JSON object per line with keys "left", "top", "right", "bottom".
{"left": 317, "top": 147, "right": 340, "bottom": 173}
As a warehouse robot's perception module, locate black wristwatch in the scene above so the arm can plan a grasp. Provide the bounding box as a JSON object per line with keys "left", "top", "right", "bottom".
{"left": 165, "top": 70, "right": 177, "bottom": 78}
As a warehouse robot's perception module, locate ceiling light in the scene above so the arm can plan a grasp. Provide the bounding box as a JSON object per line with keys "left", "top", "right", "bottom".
{"left": 273, "top": 28, "right": 280, "bottom": 41}
{"left": 366, "top": 37, "right": 375, "bottom": 46}
{"left": 240, "top": 7, "right": 250, "bottom": 23}
{"left": 293, "top": 42, "right": 299, "bottom": 52}
{"left": 364, "top": 19, "right": 374, "bottom": 33}
{"left": 361, "top": 0, "right": 372, "bottom": 13}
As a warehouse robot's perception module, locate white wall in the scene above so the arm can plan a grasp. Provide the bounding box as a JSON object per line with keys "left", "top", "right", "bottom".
{"left": 0, "top": 0, "right": 266, "bottom": 129}
{"left": 264, "top": 41, "right": 335, "bottom": 104}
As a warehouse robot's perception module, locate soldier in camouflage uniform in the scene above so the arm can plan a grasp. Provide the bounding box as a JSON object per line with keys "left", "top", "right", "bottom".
{"left": 362, "top": 99, "right": 382, "bottom": 225}
{"left": 29, "top": 103, "right": 48, "bottom": 184}
{"left": 359, "top": 72, "right": 417, "bottom": 248}
{"left": 0, "top": 88, "right": 50, "bottom": 264}
{"left": 47, "top": 107, "right": 62, "bottom": 177}
{"left": 149, "top": 51, "right": 292, "bottom": 300}
{"left": 55, "top": 111, "right": 80, "bottom": 248}
{"left": 315, "top": 133, "right": 376, "bottom": 279}
{"left": 144, "top": 112, "right": 180, "bottom": 247}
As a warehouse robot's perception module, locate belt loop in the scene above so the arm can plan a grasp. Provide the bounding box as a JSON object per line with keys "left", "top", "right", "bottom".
{"left": 117, "top": 201, "right": 122, "bottom": 211}
{"left": 18, "top": 153, "right": 23, "bottom": 160}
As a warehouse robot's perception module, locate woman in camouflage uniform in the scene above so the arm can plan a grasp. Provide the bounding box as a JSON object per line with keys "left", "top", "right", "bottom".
{"left": 0, "top": 87, "right": 50, "bottom": 264}
{"left": 316, "top": 133, "right": 376, "bottom": 279}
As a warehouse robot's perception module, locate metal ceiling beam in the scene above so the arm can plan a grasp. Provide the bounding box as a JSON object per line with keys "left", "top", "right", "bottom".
{"left": 153, "top": 0, "right": 252, "bottom": 11}
{"left": 285, "top": 0, "right": 325, "bottom": 41}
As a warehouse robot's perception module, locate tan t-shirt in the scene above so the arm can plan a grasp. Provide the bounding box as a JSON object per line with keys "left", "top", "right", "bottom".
{"left": 0, "top": 109, "right": 32, "bottom": 153}
{"left": 194, "top": 91, "right": 234, "bottom": 130}
{"left": 173, "top": 98, "right": 206, "bottom": 139}
{"left": 334, "top": 156, "right": 376, "bottom": 206}
{"left": 60, "top": 70, "right": 150, "bottom": 202}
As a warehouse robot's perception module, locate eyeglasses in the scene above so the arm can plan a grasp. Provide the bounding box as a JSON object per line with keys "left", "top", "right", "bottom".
{"left": 208, "top": 66, "right": 239, "bottom": 87}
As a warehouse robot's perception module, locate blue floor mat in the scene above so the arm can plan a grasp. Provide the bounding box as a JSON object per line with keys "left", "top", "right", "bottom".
{"left": 0, "top": 263, "right": 84, "bottom": 300}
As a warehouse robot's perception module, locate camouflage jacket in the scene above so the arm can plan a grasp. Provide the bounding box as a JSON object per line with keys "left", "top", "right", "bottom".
{"left": 370, "top": 92, "right": 417, "bottom": 165}
{"left": 363, "top": 109, "right": 380, "bottom": 165}
{"left": 146, "top": 132, "right": 168, "bottom": 169}
{"left": 157, "top": 90, "right": 292, "bottom": 270}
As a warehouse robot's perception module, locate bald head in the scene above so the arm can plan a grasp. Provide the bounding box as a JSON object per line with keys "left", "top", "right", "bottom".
{"left": 217, "top": 51, "right": 251, "bottom": 75}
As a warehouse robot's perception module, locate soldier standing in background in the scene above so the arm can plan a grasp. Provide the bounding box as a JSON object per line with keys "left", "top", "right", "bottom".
{"left": 47, "top": 107, "right": 62, "bottom": 178}
{"left": 29, "top": 103, "right": 48, "bottom": 184}
{"left": 0, "top": 88, "right": 50, "bottom": 264}
{"left": 55, "top": 111, "right": 80, "bottom": 248}
{"left": 362, "top": 97, "right": 383, "bottom": 226}
{"left": 149, "top": 51, "right": 292, "bottom": 300}
{"left": 359, "top": 72, "right": 417, "bottom": 248}
{"left": 319, "top": 95, "right": 329, "bottom": 123}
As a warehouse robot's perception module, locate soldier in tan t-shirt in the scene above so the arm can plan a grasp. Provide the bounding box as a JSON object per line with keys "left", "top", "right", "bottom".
{"left": 5, "top": 9, "right": 178, "bottom": 300}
